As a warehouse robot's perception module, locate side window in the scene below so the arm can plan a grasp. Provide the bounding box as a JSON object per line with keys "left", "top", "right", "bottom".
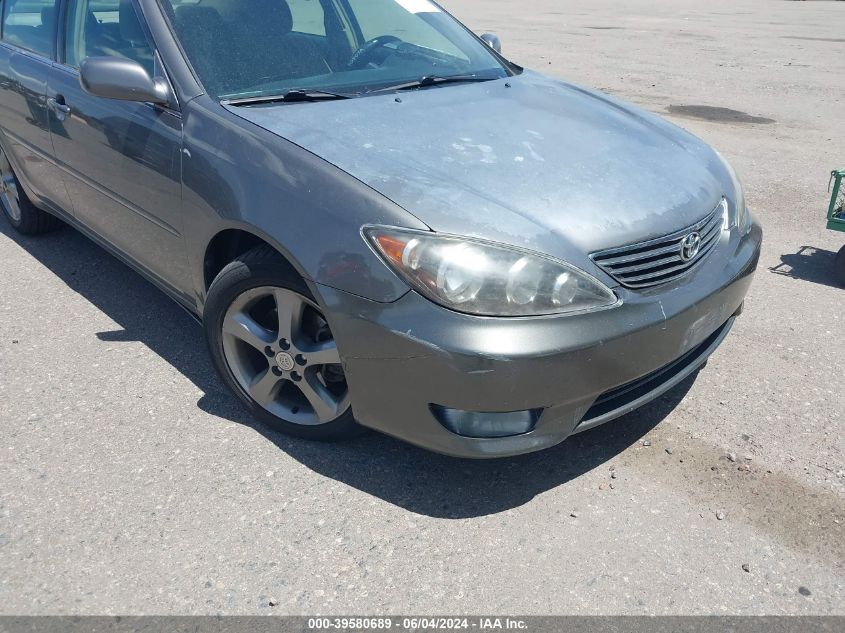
{"left": 289, "top": 0, "right": 325, "bottom": 36}
{"left": 1, "top": 0, "right": 59, "bottom": 57}
{"left": 65, "top": 0, "right": 154, "bottom": 75}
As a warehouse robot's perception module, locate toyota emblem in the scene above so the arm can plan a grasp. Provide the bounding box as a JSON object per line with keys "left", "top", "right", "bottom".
{"left": 680, "top": 232, "right": 702, "bottom": 262}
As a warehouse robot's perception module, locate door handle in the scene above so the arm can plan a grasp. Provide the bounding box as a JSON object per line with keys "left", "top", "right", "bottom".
{"left": 47, "top": 97, "right": 71, "bottom": 121}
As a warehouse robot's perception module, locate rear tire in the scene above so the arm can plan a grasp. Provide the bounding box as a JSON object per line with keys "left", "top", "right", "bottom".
{"left": 204, "top": 244, "right": 362, "bottom": 441}
{"left": 0, "top": 148, "right": 61, "bottom": 235}
{"left": 835, "top": 245, "right": 845, "bottom": 288}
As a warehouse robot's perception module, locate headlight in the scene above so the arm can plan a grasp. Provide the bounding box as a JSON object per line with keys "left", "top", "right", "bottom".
{"left": 716, "top": 151, "right": 749, "bottom": 233}
{"left": 363, "top": 226, "right": 618, "bottom": 317}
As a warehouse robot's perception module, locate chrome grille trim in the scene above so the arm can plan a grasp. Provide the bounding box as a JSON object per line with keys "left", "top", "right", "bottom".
{"left": 590, "top": 199, "right": 727, "bottom": 289}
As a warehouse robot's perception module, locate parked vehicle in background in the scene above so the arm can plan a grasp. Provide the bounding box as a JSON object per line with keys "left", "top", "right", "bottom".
{"left": 0, "top": 0, "right": 762, "bottom": 457}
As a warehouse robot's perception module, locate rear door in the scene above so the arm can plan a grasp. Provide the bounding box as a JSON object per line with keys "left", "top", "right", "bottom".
{"left": 47, "top": 0, "right": 190, "bottom": 295}
{"left": 0, "top": 0, "right": 73, "bottom": 213}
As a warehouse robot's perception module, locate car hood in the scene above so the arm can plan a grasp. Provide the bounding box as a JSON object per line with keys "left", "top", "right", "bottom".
{"left": 225, "top": 71, "right": 730, "bottom": 271}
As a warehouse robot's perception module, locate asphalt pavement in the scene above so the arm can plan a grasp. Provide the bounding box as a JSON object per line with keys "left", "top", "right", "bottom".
{"left": 0, "top": 0, "right": 843, "bottom": 616}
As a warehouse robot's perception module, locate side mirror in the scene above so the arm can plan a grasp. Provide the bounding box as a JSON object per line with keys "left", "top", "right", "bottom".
{"left": 79, "top": 56, "right": 171, "bottom": 105}
{"left": 480, "top": 33, "right": 502, "bottom": 54}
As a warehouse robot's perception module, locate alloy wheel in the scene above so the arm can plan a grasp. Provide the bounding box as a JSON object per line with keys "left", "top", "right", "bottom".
{"left": 221, "top": 285, "right": 350, "bottom": 426}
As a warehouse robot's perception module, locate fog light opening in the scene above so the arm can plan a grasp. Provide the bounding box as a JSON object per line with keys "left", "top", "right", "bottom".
{"left": 430, "top": 405, "right": 541, "bottom": 438}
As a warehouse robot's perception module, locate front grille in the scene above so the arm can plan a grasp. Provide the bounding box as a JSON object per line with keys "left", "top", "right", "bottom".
{"left": 591, "top": 199, "right": 727, "bottom": 289}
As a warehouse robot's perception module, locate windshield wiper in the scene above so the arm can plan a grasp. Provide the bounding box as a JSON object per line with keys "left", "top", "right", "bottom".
{"left": 222, "top": 89, "right": 353, "bottom": 106}
{"left": 368, "top": 74, "right": 499, "bottom": 93}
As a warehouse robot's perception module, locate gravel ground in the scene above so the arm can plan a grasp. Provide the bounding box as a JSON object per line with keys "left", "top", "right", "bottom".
{"left": 1, "top": 0, "right": 843, "bottom": 616}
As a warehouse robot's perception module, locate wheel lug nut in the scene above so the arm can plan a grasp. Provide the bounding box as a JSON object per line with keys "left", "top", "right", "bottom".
{"left": 295, "top": 354, "right": 307, "bottom": 366}
{"left": 264, "top": 346, "right": 275, "bottom": 357}
{"left": 279, "top": 338, "right": 290, "bottom": 351}
{"left": 271, "top": 366, "right": 283, "bottom": 377}
{"left": 290, "top": 371, "right": 302, "bottom": 382}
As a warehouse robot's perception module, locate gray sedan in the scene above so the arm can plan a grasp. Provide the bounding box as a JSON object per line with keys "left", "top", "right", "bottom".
{"left": 0, "top": 0, "right": 761, "bottom": 457}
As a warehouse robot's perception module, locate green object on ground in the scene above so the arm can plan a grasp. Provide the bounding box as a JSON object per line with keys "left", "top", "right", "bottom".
{"left": 828, "top": 170, "right": 845, "bottom": 233}
{"left": 828, "top": 170, "right": 845, "bottom": 286}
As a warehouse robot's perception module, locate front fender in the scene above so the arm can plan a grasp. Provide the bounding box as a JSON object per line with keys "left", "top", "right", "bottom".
{"left": 180, "top": 97, "right": 428, "bottom": 308}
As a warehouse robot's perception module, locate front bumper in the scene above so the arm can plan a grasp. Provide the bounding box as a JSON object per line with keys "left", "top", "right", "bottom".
{"left": 317, "top": 220, "right": 762, "bottom": 458}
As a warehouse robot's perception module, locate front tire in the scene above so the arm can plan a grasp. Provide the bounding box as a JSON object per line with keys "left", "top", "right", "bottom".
{"left": 204, "top": 245, "right": 360, "bottom": 441}
{"left": 0, "top": 148, "right": 61, "bottom": 235}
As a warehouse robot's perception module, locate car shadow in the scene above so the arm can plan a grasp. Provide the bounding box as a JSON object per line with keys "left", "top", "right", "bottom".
{"left": 2, "top": 221, "right": 696, "bottom": 518}
{"left": 769, "top": 245, "right": 842, "bottom": 289}
{"left": 270, "top": 386, "right": 693, "bottom": 518}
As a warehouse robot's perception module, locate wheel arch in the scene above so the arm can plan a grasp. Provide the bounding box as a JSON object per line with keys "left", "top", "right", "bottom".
{"left": 0, "top": 131, "right": 46, "bottom": 212}
{"left": 202, "top": 226, "right": 306, "bottom": 293}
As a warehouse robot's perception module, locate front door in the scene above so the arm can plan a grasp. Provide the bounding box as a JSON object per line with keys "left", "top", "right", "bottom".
{"left": 47, "top": 0, "right": 190, "bottom": 296}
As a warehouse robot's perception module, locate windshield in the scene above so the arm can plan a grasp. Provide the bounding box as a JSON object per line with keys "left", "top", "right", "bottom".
{"left": 160, "top": 0, "right": 511, "bottom": 101}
